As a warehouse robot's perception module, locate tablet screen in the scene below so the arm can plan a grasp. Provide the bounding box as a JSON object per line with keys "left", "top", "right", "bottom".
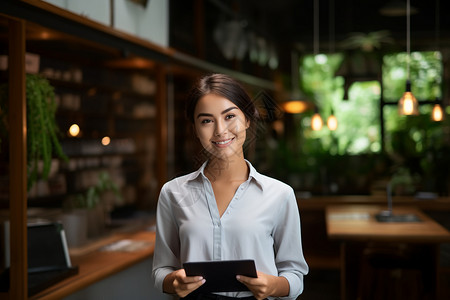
{"left": 183, "top": 259, "right": 257, "bottom": 292}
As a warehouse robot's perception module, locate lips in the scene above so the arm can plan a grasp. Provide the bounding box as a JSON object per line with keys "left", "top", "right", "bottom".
{"left": 212, "top": 137, "right": 235, "bottom": 146}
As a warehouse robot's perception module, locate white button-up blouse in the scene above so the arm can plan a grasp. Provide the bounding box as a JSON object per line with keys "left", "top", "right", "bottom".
{"left": 152, "top": 160, "right": 308, "bottom": 299}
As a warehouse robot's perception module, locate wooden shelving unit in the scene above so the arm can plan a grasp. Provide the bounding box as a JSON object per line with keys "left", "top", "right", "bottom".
{"left": 0, "top": 1, "right": 167, "bottom": 298}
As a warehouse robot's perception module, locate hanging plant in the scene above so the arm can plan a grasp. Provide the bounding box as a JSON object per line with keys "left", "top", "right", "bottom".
{"left": 340, "top": 30, "right": 394, "bottom": 52}
{"left": 0, "top": 73, "right": 68, "bottom": 190}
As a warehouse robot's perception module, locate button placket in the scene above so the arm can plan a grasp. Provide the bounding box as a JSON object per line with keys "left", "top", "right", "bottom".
{"left": 213, "top": 220, "right": 222, "bottom": 260}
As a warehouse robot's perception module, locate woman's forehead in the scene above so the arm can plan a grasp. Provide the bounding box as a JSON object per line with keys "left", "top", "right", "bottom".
{"left": 195, "top": 94, "right": 239, "bottom": 111}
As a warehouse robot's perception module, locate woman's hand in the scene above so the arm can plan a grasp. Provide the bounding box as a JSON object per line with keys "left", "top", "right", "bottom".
{"left": 163, "top": 269, "right": 205, "bottom": 298}
{"left": 237, "top": 271, "right": 289, "bottom": 300}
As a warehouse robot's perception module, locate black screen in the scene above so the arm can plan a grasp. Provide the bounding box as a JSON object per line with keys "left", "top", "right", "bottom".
{"left": 27, "top": 223, "right": 68, "bottom": 273}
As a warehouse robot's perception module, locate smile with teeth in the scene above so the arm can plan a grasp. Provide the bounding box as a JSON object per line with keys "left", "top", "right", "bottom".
{"left": 212, "top": 137, "right": 234, "bottom": 145}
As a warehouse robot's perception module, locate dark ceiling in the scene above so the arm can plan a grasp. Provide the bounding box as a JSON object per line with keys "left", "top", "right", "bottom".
{"left": 170, "top": 0, "right": 450, "bottom": 75}
{"left": 236, "top": 0, "right": 449, "bottom": 50}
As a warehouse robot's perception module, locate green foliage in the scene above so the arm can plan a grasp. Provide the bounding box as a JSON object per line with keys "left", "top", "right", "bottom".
{"left": 300, "top": 53, "right": 380, "bottom": 155}
{"left": 0, "top": 74, "right": 68, "bottom": 190}
{"left": 271, "top": 49, "right": 447, "bottom": 194}
{"left": 383, "top": 51, "right": 442, "bottom": 101}
{"left": 69, "top": 171, "right": 122, "bottom": 209}
{"left": 384, "top": 105, "right": 450, "bottom": 192}
{"left": 382, "top": 51, "right": 447, "bottom": 190}
{"left": 340, "top": 30, "right": 394, "bottom": 52}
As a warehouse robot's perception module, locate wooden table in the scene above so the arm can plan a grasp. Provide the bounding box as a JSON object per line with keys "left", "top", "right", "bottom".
{"left": 29, "top": 230, "right": 155, "bottom": 300}
{"left": 326, "top": 205, "right": 450, "bottom": 300}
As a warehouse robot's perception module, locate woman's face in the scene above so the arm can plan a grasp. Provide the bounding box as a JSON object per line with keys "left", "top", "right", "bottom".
{"left": 193, "top": 93, "right": 249, "bottom": 160}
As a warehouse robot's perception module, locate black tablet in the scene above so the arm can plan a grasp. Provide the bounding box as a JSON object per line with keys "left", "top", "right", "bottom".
{"left": 183, "top": 259, "right": 257, "bottom": 292}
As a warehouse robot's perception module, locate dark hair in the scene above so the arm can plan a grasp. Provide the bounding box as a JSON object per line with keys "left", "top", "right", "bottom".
{"left": 185, "top": 73, "right": 259, "bottom": 124}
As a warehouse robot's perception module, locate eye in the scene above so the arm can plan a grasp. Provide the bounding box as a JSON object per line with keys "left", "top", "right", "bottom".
{"left": 200, "top": 119, "right": 212, "bottom": 124}
{"left": 225, "top": 114, "right": 236, "bottom": 120}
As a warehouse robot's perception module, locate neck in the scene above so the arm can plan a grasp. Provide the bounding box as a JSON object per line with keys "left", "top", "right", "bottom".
{"left": 205, "top": 156, "right": 248, "bottom": 182}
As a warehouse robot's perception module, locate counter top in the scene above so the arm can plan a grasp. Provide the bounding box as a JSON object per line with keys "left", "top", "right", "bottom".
{"left": 30, "top": 230, "right": 155, "bottom": 300}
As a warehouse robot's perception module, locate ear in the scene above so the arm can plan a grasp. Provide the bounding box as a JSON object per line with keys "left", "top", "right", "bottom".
{"left": 245, "top": 119, "right": 250, "bottom": 129}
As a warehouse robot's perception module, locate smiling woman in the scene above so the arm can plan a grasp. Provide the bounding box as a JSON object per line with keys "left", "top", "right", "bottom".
{"left": 193, "top": 93, "right": 249, "bottom": 161}
{"left": 152, "top": 74, "right": 309, "bottom": 300}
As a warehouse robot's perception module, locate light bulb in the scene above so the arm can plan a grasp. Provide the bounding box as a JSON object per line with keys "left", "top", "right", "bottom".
{"left": 398, "top": 88, "right": 419, "bottom": 116}
{"left": 311, "top": 113, "right": 323, "bottom": 131}
{"left": 68, "top": 124, "right": 80, "bottom": 137}
{"left": 327, "top": 115, "right": 338, "bottom": 131}
{"left": 431, "top": 104, "right": 444, "bottom": 122}
{"left": 403, "top": 92, "right": 415, "bottom": 114}
{"left": 282, "top": 101, "right": 309, "bottom": 114}
{"left": 102, "top": 136, "right": 111, "bottom": 146}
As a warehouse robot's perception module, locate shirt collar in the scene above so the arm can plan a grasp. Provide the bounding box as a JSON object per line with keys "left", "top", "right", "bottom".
{"left": 186, "top": 159, "right": 264, "bottom": 191}
{"left": 246, "top": 160, "right": 264, "bottom": 190}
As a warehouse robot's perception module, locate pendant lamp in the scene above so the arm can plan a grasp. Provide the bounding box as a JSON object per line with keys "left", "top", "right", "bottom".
{"left": 311, "top": 107, "right": 323, "bottom": 131}
{"left": 310, "top": 0, "right": 324, "bottom": 129}
{"left": 431, "top": 98, "right": 445, "bottom": 122}
{"left": 398, "top": 80, "right": 418, "bottom": 115}
{"left": 398, "top": 0, "right": 419, "bottom": 115}
{"left": 326, "top": 0, "right": 338, "bottom": 131}
{"left": 431, "top": 0, "right": 445, "bottom": 122}
{"left": 282, "top": 51, "right": 310, "bottom": 114}
{"left": 327, "top": 109, "right": 338, "bottom": 131}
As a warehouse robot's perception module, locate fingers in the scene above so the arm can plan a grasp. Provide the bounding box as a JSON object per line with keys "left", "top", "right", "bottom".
{"left": 236, "top": 270, "right": 265, "bottom": 286}
{"left": 236, "top": 272, "right": 273, "bottom": 300}
{"left": 236, "top": 274, "right": 257, "bottom": 285}
{"left": 173, "top": 269, "right": 206, "bottom": 298}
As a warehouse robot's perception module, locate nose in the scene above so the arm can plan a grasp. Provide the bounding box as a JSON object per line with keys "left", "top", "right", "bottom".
{"left": 214, "top": 119, "right": 227, "bottom": 136}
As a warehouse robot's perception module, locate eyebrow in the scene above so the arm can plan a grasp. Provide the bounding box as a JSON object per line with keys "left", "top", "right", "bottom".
{"left": 196, "top": 106, "right": 239, "bottom": 119}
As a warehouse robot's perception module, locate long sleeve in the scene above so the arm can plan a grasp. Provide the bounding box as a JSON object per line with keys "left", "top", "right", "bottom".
{"left": 272, "top": 186, "right": 309, "bottom": 299}
{"left": 152, "top": 184, "right": 180, "bottom": 292}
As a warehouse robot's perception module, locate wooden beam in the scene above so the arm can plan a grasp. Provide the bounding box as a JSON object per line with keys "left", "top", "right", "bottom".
{"left": 155, "top": 64, "right": 167, "bottom": 194}
{"left": 8, "top": 18, "right": 28, "bottom": 300}
{"left": 194, "top": 0, "right": 205, "bottom": 59}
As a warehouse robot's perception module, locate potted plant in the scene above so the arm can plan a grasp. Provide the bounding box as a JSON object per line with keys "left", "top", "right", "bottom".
{"left": 62, "top": 171, "right": 122, "bottom": 245}
{"left": 0, "top": 73, "right": 68, "bottom": 190}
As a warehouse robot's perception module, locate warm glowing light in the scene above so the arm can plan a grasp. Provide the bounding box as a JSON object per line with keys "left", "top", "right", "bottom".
{"left": 398, "top": 91, "right": 419, "bottom": 115}
{"left": 327, "top": 115, "right": 338, "bottom": 131}
{"left": 68, "top": 124, "right": 80, "bottom": 137}
{"left": 134, "top": 58, "right": 148, "bottom": 68}
{"left": 102, "top": 136, "right": 111, "bottom": 146}
{"left": 272, "top": 120, "right": 284, "bottom": 136}
{"left": 40, "top": 31, "right": 51, "bottom": 39}
{"left": 282, "top": 101, "right": 309, "bottom": 114}
{"left": 431, "top": 104, "right": 444, "bottom": 122}
{"left": 311, "top": 113, "right": 323, "bottom": 131}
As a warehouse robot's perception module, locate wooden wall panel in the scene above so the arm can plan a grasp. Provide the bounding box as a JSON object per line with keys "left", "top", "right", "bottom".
{"left": 8, "top": 18, "right": 28, "bottom": 300}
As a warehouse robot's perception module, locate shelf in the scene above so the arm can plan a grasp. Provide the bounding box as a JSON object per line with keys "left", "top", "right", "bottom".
{"left": 45, "top": 76, "right": 156, "bottom": 100}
